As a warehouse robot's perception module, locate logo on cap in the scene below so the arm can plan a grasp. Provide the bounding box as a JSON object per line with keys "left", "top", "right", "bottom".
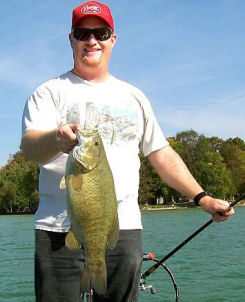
{"left": 82, "top": 4, "right": 102, "bottom": 14}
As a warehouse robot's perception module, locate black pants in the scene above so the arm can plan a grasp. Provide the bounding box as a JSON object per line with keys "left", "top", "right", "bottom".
{"left": 35, "top": 229, "right": 142, "bottom": 302}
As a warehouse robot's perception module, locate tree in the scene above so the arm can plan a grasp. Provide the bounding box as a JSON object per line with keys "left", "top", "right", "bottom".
{"left": 0, "top": 178, "right": 17, "bottom": 213}
{"left": 225, "top": 137, "right": 245, "bottom": 151}
{"left": 138, "top": 154, "right": 164, "bottom": 204}
{"left": 220, "top": 141, "right": 245, "bottom": 194}
{"left": 175, "top": 130, "right": 200, "bottom": 176}
{"left": 0, "top": 151, "right": 39, "bottom": 213}
{"left": 195, "top": 151, "right": 234, "bottom": 199}
{"left": 174, "top": 130, "right": 234, "bottom": 199}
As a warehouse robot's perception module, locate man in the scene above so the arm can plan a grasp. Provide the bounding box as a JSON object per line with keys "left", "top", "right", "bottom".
{"left": 21, "top": 1, "right": 234, "bottom": 302}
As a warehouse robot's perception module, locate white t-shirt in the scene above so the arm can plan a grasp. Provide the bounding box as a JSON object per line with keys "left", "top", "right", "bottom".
{"left": 22, "top": 72, "right": 169, "bottom": 232}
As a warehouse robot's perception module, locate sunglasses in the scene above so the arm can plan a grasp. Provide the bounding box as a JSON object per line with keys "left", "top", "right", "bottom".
{"left": 72, "top": 27, "right": 113, "bottom": 41}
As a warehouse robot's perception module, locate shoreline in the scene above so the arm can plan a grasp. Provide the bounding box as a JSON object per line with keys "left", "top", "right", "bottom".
{"left": 140, "top": 202, "right": 245, "bottom": 212}
{"left": 1, "top": 202, "right": 244, "bottom": 216}
{"left": 140, "top": 206, "right": 190, "bottom": 211}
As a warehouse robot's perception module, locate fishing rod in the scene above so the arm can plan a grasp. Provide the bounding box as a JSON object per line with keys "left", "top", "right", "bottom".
{"left": 82, "top": 195, "right": 245, "bottom": 302}
{"left": 142, "top": 193, "right": 245, "bottom": 280}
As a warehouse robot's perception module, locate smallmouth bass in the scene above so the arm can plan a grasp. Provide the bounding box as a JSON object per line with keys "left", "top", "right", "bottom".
{"left": 61, "top": 126, "right": 119, "bottom": 295}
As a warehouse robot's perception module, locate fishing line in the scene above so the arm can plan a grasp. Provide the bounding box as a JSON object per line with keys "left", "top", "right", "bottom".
{"left": 162, "top": 94, "right": 245, "bottom": 115}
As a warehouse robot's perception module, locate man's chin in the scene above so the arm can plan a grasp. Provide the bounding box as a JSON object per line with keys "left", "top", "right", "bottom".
{"left": 82, "top": 57, "right": 101, "bottom": 67}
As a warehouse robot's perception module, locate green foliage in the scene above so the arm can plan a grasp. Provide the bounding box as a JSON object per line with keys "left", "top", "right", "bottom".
{"left": 225, "top": 137, "right": 245, "bottom": 151}
{"left": 220, "top": 141, "right": 245, "bottom": 194}
{"left": 0, "top": 152, "right": 39, "bottom": 214}
{"left": 139, "top": 130, "right": 245, "bottom": 204}
{"left": 0, "top": 178, "right": 17, "bottom": 213}
{"left": 138, "top": 154, "right": 164, "bottom": 204}
{"left": 195, "top": 151, "right": 234, "bottom": 198}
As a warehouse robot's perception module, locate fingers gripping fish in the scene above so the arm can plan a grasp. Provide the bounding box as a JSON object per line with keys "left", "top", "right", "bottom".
{"left": 60, "top": 125, "right": 119, "bottom": 295}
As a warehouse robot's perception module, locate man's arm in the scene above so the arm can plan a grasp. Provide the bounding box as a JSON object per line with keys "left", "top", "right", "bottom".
{"left": 147, "top": 146, "right": 234, "bottom": 222}
{"left": 20, "top": 124, "right": 78, "bottom": 163}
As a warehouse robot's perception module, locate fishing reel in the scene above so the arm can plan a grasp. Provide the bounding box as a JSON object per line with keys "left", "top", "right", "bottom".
{"left": 80, "top": 289, "right": 93, "bottom": 302}
{"left": 139, "top": 278, "right": 157, "bottom": 294}
{"left": 140, "top": 252, "right": 180, "bottom": 302}
{"left": 139, "top": 252, "right": 157, "bottom": 294}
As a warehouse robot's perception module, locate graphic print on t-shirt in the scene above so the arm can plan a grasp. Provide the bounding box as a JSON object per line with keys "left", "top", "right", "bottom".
{"left": 66, "top": 100, "right": 141, "bottom": 146}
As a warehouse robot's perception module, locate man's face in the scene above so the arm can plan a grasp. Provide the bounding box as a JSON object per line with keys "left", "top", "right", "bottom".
{"left": 69, "top": 16, "right": 116, "bottom": 70}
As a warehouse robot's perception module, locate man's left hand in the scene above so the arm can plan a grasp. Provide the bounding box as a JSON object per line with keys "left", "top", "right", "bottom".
{"left": 199, "top": 196, "right": 235, "bottom": 222}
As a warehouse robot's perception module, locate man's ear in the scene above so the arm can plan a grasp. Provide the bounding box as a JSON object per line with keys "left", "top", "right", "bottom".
{"left": 69, "top": 33, "right": 74, "bottom": 48}
{"left": 111, "top": 34, "right": 117, "bottom": 48}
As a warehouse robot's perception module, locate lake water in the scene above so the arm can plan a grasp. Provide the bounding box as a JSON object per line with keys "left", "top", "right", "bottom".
{"left": 1, "top": 208, "right": 245, "bottom": 302}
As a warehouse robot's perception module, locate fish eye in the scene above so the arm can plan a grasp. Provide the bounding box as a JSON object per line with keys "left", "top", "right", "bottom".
{"left": 95, "top": 142, "right": 99, "bottom": 147}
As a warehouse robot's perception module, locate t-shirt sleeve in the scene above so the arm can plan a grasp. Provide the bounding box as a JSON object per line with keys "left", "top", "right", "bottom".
{"left": 22, "top": 82, "right": 61, "bottom": 133}
{"left": 138, "top": 91, "right": 169, "bottom": 156}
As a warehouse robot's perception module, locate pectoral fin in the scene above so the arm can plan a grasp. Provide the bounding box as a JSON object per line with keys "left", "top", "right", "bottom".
{"left": 65, "top": 227, "right": 81, "bottom": 250}
{"left": 59, "top": 176, "right": 66, "bottom": 189}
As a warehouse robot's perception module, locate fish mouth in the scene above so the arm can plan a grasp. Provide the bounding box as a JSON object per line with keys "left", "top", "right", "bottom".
{"left": 72, "top": 146, "right": 87, "bottom": 170}
{"left": 72, "top": 127, "right": 101, "bottom": 171}
{"left": 76, "top": 126, "right": 99, "bottom": 141}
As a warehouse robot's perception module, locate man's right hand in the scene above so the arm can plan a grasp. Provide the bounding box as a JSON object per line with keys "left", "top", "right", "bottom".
{"left": 56, "top": 124, "right": 78, "bottom": 154}
{"left": 21, "top": 124, "right": 79, "bottom": 163}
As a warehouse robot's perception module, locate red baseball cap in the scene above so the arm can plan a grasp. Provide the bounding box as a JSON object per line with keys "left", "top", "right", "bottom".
{"left": 72, "top": 1, "right": 114, "bottom": 31}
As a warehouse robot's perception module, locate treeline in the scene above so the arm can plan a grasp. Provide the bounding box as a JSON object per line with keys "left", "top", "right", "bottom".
{"left": 138, "top": 130, "right": 245, "bottom": 205}
{"left": 0, "top": 130, "right": 245, "bottom": 214}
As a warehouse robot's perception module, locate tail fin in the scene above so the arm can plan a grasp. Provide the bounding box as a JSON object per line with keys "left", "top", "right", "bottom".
{"left": 81, "top": 261, "right": 107, "bottom": 295}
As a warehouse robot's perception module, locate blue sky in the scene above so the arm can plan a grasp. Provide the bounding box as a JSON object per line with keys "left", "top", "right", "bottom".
{"left": 1, "top": 0, "right": 244, "bottom": 166}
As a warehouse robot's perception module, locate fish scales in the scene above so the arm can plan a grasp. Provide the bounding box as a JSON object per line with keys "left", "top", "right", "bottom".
{"left": 63, "top": 127, "right": 119, "bottom": 295}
